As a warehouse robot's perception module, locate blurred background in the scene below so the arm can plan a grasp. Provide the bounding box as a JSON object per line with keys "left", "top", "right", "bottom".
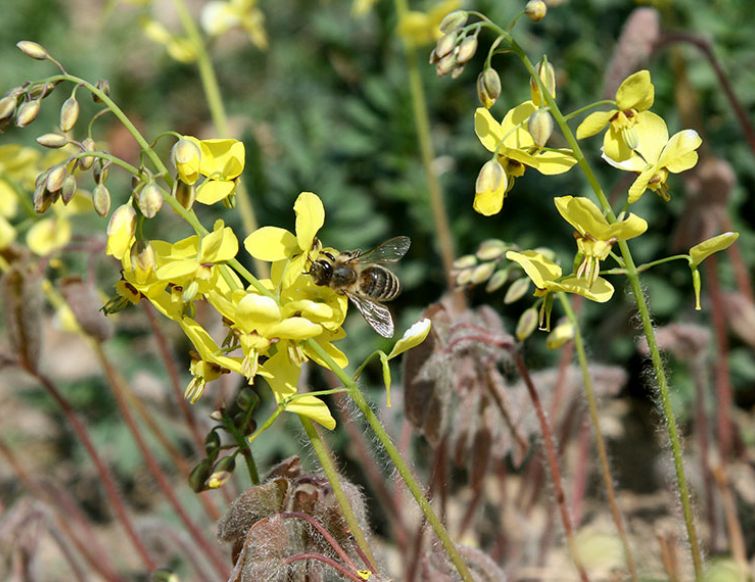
{"left": 1, "top": 0, "right": 754, "bottom": 579}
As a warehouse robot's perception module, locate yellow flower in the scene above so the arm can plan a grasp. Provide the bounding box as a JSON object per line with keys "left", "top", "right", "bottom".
{"left": 602, "top": 113, "right": 701, "bottom": 203}
{"left": 142, "top": 20, "right": 197, "bottom": 63}
{"left": 576, "top": 70, "right": 655, "bottom": 162}
{"left": 689, "top": 232, "right": 739, "bottom": 268}
{"left": 106, "top": 204, "right": 137, "bottom": 260}
{"left": 244, "top": 191, "right": 325, "bottom": 287}
{"left": 200, "top": 0, "right": 268, "bottom": 50}
{"left": 0, "top": 214, "right": 15, "bottom": 249}
{"left": 260, "top": 350, "right": 336, "bottom": 430}
{"left": 554, "top": 196, "right": 647, "bottom": 285}
{"left": 172, "top": 138, "right": 202, "bottom": 186}
{"left": 474, "top": 103, "right": 577, "bottom": 215}
{"left": 179, "top": 138, "right": 246, "bottom": 205}
{"left": 506, "top": 250, "right": 614, "bottom": 303}
{"left": 397, "top": 0, "right": 461, "bottom": 47}
{"left": 26, "top": 192, "right": 91, "bottom": 256}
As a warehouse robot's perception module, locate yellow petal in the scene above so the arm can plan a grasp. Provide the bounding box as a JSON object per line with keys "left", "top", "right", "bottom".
{"left": 631, "top": 111, "right": 668, "bottom": 165}
{"left": 0, "top": 215, "right": 16, "bottom": 249}
{"left": 105, "top": 204, "right": 136, "bottom": 260}
{"left": 546, "top": 321, "right": 574, "bottom": 349}
{"left": 284, "top": 395, "right": 336, "bottom": 430}
{"left": 397, "top": 12, "right": 433, "bottom": 47}
{"left": 388, "top": 318, "right": 432, "bottom": 359}
{"left": 601, "top": 125, "right": 634, "bottom": 164}
{"left": 27, "top": 217, "right": 71, "bottom": 256}
{"left": 304, "top": 333, "right": 349, "bottom": 369}
{"left": 179, "top": 317, "right": 244, "bottom": 374}
{"left": 294, "top": 191, "right": 325, "bottom": 252}
{"left": 156, "top": 259, "right": 197, "bottom": 281}
{"left": 0, "top": 179, "right": 19, "bottom": 218}
{"left": 554, "top": 196, "right": 609, "bottom": 237}
{"left": 658, "top": 130, "right": 702, "bottom": 173}
{"left": 689, "top": 232, "right": 739, "bottom": 267}
{"left": 200, "top": 1, "right": 240, "bottom": 36}
{"left": 473, "top": 186, "right": 505, "bottom": 216}
{"left": 510, "top": 148, "right": 577, "bottom": 175}
{"left": 615, "top": 70, "right": 654, "bottom": 111}
{"left": 551, "top": 276, "right": 614, "bottom": 303}
{"left": 195, "top": 180, "right": 236, "bottom": 205}
{"left": 500, "top": 101, "right": 537, "bottom": 150}
{"left": 627, "top": 170, "right": 654, "bottom": 204}
{"left": 237, "top": 293, "right": 281, "bottom": 323}
{"left": 198, "top": 139, "right": 245, "bottom": 179}
{"left": 200, "top": 222, "right": 238, "bottom": 263}
{"left": 268, "top": 317, "right": 323, "bottom": 339}
{"left": 474, "top": 108, "right": 505, "bottom": 153}
{"left": 576, "top": 110, "right": 615, "bottom": 140}
{"left": 506, "top": 250, "right": 562, "bottom": 289}
{"left": 244, "top": 226, "right": 298, "bottom": 261}
{"left": 608, "top": 211, "right": 648, "bottom": 241}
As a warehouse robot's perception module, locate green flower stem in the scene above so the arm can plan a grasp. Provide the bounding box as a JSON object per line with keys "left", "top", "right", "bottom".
{"left": 601, "top": 254, "right": 691, "bottom": 276}
{"left": 563, "top": 99, "right": 617, "bottom": 121}
{"left": 394, "top": 0, "right": 457, "bottom": 287}
{"left": 557, "top": 293, "right": 638, "bottom": 581}
{"left": 305, "top": 339, "right": 475, "bottom": 582}
{"left": 298, "top": 416, "right": 378, "bottom": 572}
{"left": 170, "top": 0, "right": 268, "bottom": 280}
{"left": 503, "top": 36, "right": 703, "bottom": 578}
{"left": 68, "top": 150, "right": 140, "bottom": 176}
{"left": 222, "top": 415, "right": 260, "bottom": 486}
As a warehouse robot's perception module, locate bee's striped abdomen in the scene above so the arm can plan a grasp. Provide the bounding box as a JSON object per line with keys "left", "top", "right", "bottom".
{"left": 360, "top": 266, "right": 400, "bottom": 301}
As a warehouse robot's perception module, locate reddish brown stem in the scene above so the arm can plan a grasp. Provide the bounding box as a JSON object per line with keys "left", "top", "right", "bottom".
{"left": 705, "top": 255, "right": 736, "bottom": 459}
{"left": 93, "top": 343, "right": 230, "bottom": 578}
{"left": 284, "top": 552, "right": 364, "bottom": 581}
{"left": 25, "top": 370, "right": 156, "bottom": 571}
{"left": 514, "top": 351, "right": 589, "bottom": 582}
{"left": 280, "top": 512, "right": 360, "bottom": 570}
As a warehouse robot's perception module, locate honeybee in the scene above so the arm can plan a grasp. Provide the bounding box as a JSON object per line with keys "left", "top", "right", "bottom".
{"left": 308, "top": 236, "right": 411, "bottom": 338}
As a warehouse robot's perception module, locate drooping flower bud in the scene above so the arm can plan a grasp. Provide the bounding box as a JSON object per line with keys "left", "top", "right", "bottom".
{"left": 174, "top": 179, "right": 196, "bottom": 210}
{"left": 107, "top": 204, "right": 137, "bottom": 240}
{"left": 79, "top": 137, "right": 96, "bottom": 170}
{"left": 476, "top": 68, "right": 501, "bottom": 109}
{"left": 33, "top": 175, "right": 54, "bottom": 214}
{"left": 485, "top": 269, "right": 509, "bottom": 293}
{"left": 435, "top": 52, "right": 458, "bottom": 77}
{"left": 524, "top": 0, "right": 548, "bottom": 22}
{"left": 93, "top": 79, "right": 110, "bottom": 103}
{"left": 528, "top": 109, "right": 554, "bottom": 147}
{"left": 46, "top": 164, "right": 67, "bottom": 193}
{"left": 36, "top": 132, "right": 68, "bottom": 148}
{"left": 92, "top": 183, "right": 111, "bottom": 217}
{"left": 59, "top": 96, "right": 80, "bottom": 132}
{"left": 530, "top": 58, "right": 556, "bottom": 107}
{"left": 438, "top": 10, "right": 468, "bottom": 33}
{"left": 130, "top": 240, "right": 156, "bottom": 275}
{"left": 453, "top": 254, "right": 478, "bottom": 270}
{"left": 16, "top": 41, "right": 49, "bottom": 60}
{"left": 516, "top": 307, "right": 539, "bottom": 341}
{"left": 434, "top": 32, "right": 457, "bottom": 60}
{"left": 93, "top": 158, "right": 110, "bottom": 184}
{"left": 475, "top": 159, "right": 506, "bottom": 198}
{"left": 456, "top": 35, "right": 478, "bottom": 65}
{"left": 476, "top": 239, "right": 507, "bottom": 261}
{"left": 470, "top": 261, "right": 496, "bottom": 285}
{"left": 171, "top": 138, "right": 201, "bottom": 185}
{"left": 0, "top": 95, "right": 17, "bottom": 121}
{"left": 137, "top": 182, "right": 164, "bottom": 218}
{"left": 16, "top": 99, "right": 41, "bottom": 127}
{"left": 504, "top": 278, "right": 531, "bottom": 304}
{"left": 61, "top": 175, "right": 77, "bottom": 205}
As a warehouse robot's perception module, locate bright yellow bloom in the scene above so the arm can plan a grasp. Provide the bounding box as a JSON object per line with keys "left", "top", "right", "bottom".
{"left": 106, "top": 204, "right": 137, "bottom": 260}
{"left": 26, "top": 193, "right": 91, "bottom": 256}
{"left": 602, "top": 113, "right": 701, "bottom": 203}
{"left": 546, "top": 321, "right": 574, "bottom": 349}
{"left": 506, "top": 250, "right": 614, "bottom": 303}
{"left": 200, "top": 0, "right": 268, "bottom": 50}
{"left": 576, "top": 70, "right": 655, "bottom": 162}
{"left": 474, "top": 103, "right": 577, "bottom": 215}
{"left": 142, "top": 20, "right": 197, "bottom": 63}
{"left": 244, "top": 191, "right": 325, "bottom": 287}
{"left": 397, "top": 0, "right": 461, "bottom": 47}
{"left": 178, "top": 138, "right": 246, "bottom": 205}
{"left": 554, "top": 196, "right": 647, "bottom": 285}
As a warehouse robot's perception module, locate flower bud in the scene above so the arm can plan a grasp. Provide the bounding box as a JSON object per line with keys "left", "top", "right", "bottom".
{"left": 504, "top": 277, "right": 531, "bottom": 304}
{"left": 16, "top": 41, "right": 49, "bottom": 60}
{"left": 485, "top": 269, "right": 509, "bottom": 293}
{"left": 451, "top": 64, "right": 466, "bottom": 79}
{"left": 137, "top": 182, "right": 164, "bottom": 218}
{"left": 456, "top": 36, "right": 478, "bottom": 65}
{"left": 36, "top": 132, "right": 68, "bottom": 148}
{"left": 27, "top": 81, "right": 58, "bottom": 100}
{"left": 93, "top": 159, "right": 110, "bottom": 184}
{"left": 208, "top": 455, "right": 236, "bottom": 489}
{"left": 182, "top": 279, "right": 199, "bottom": 303}
{"left": 439, "top": 10, "right": 468, "bottom": 33}
{"left": 130, "top": 240, "right": 156, "bottom": 274}
{"left": 172, "top": 138, "right": 201, "bottom": 185}
{"left": 525, "top": 0, "right": 548, "bottom": 22}
{"left": 92, "top": 183, "right": 111, "bottom": 217}
{"left": 16, "top": 99, "right": 41, "bottom": 127}
{"left": 174, "top": 179, "right": 196, "bottom": 210}
{"left": 59, "top": 96, "right": 80, "bottom": 132}
{"left": 33, "top": 179, "right": 54, "bottom": 214}
{"left": 476, "top": 159, "right": 506, "bottom": 196}
{"left": 455, "top": 268, "right": 474, "bottom": 286}
{"left": 476, "top": 239, "right": 507, "bottom": 261}
{"left": 470, "top": 262, "right": 496, "bottom": 285}
{"left": 528, "top": 109, "right": 554, "bottom": 147}
{"left": 516, "top": 307, "right": 539, "bottom": 341}
{"left": 79, "top": 137, "right": 96, "bottom": 170}
{"left": 46, "top": 164, "right": 67, "bottom": 192}
{"left": 0, "top": 95, "right": 17, "bottom": 121}
{"left": 476, "top": 69, "right": 501, "bottom": 109}
{"left": 435, "top": 52, "right": 457, "bottom": 77}
{"left": 189, "top": 459, "right": 213, "bottom": 492}
{"left": 434, "top": 31, "right": 457, "bottom": 60}
{"left": 93, "top": 80, "right": 110, "bottom": 103}
{"left": 530, "top": 58, "right": 556, "bottom": 107}
{"left": 453, "top": 254, "right": 478, "bottom": 269}
{"left": 61, "top": 175, "right": 77, "bottom": 205}
{"left": 546, "top": 321, "right": 574, "bottom": 349}
{"left": 107, "top": 203, "right": 137, "bottom": 238}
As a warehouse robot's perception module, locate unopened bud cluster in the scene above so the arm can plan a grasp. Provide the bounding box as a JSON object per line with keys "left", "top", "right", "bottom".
{"left": 429, "top": 11, "right": 480, "bottom": 79}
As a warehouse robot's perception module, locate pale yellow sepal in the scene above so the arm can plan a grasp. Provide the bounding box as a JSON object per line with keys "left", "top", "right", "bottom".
{"left": 689, "top": 232, "right": 739, "bottom": 267}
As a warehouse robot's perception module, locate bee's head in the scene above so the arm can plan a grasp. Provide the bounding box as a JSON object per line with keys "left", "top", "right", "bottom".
{"left": 308, "top": 253, "right": 335, "bottom": 286}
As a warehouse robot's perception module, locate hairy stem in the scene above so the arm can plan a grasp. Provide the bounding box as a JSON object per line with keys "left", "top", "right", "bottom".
{"left": 558, "top": 293, "right": 638, "bottom": 581}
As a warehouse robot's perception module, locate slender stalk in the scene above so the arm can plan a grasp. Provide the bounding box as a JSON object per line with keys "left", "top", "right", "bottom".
{"left": 393, "top": 0, "right": 457, "bottom": 287}
{"left": 222, "top": 414, "right": 260, "bottom": 485}
{"left": 284, "top": 553, "right": 364, "bottom": 581}
{"left": 500, "top": 34, "right": 703, "bottom": 577}
{"left": 513, "top": 352, "right": 590, "bottom": 582}
{"left": 24, "top": 369, "right": 156, "bottom": 571}
{"left": 558, "top": 293, "right": 638, "bottom": 581}
{"left": 170, "top": 0, "right": 268, "bottom": 278}
{"left": 305, "top": 339, "right": 474, "bottom": 582}
{"left": 92, "top": 343, "right": 230, "bottom": 578}
{"left": 298, "top": 417, "right": 377, "bottom": 572}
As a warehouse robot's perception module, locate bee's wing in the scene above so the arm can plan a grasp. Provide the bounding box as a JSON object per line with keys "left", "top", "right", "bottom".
{"left": 355, "top": 236, "right": 411, "bottom": 264}
{"left": 348, "top": 293, "right": 394, "bottom": 338}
